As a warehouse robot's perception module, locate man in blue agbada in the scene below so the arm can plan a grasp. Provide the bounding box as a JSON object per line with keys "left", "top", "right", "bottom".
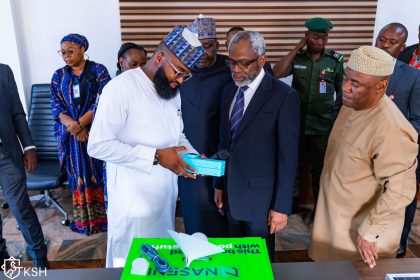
{"left": 178, "top": 15, "right": 231, "bottom": 237}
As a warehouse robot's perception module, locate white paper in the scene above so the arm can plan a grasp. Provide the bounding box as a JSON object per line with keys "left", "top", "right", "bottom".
{"left": 168, "top": 230, "right": 225, "bottom": 267}
{"left": 131, "top": 257, "right": 149, "bottom": 275}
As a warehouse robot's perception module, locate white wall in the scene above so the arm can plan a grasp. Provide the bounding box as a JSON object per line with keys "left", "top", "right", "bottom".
{"left": 0, "top": 0, "right": 27, "bottom": 109}
{"left": 374, "top": 0, "right": 420, "bottom": 46}
{"left": 9, "top": 0, "right": 122, "bottom": 102}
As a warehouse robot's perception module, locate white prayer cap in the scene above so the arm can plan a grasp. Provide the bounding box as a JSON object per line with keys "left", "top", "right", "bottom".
{"left": 347, "top": 46, "right": 396, "bottom": 76}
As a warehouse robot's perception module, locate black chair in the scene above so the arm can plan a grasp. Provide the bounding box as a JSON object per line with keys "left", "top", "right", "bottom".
{"left": 26, "top": 84, "right": 69, "bottom": 226}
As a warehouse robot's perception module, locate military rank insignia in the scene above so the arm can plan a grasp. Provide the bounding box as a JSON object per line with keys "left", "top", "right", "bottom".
{"left": 330, "top": 50, "right": 344, "bottom": 62}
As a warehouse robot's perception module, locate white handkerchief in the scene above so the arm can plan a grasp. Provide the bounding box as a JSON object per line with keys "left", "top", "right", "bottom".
{"left": 168, "top": 230, "right": 225, "bottom": 267}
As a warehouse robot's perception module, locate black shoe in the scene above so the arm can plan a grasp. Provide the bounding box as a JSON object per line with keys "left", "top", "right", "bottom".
{"left": 0, "top": 250, "right": 10, "bottom": 263}
{"left": 292, "top": 197, "right": 300, "bottom": 214}
{"left": 396, "top": 244, "right": 407, "bottom": 258}
{"left": 34, "top": 257, "right": 49, "bottom": 270}
{"left": 0, "top": 250, "right": 11, "bottom": 271}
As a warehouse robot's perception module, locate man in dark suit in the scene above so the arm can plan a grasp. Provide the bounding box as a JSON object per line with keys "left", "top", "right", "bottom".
{"left": 375, "top": 23, "right": 420, "bottom": 258}
{"left": 214, "top": 31, "right": 300, "bottom": 261}
{"left": 398, "top": 24, "right": 420, "bottom": 69}
{"left": 0, "top": 64, "right": 48, "bottom": 268}
{"left": 178, "top": 17, "right": 230, "bottom": 237}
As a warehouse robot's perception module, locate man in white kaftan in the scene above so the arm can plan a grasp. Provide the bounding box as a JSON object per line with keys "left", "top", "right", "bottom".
{"left": 88, "top": 25, "right": 205, "bottom": 267}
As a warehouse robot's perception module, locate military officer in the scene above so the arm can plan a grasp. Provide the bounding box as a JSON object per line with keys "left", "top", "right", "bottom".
{"left": 273, "top": 17, "right": 344, "bottom": 213}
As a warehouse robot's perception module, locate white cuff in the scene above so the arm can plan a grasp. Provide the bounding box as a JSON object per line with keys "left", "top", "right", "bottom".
{"left": 23, "top": 146, "right": 36, "bottom": 152}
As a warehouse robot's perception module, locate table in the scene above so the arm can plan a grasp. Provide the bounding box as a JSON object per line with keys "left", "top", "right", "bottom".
{"left": 353, "top": 258, "right": 420, "bottom": 280}
{"left": 272, "top": 261, "right": 362, "bottom": 279}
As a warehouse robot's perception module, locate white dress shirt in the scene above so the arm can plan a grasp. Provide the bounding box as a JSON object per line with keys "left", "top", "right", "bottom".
{"left": 229, "top": 68, "right": 266, "bottom": 118}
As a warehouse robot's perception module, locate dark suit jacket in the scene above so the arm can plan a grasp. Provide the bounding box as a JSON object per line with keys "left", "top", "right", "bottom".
{"left": 217, "top": 72, "right": 300, "bottom": 222}
{"left": 387, "top": 60, "right": 420, "bottom": 133}
{"left": 0, "top": 64, "right": 34, "bottom": 170}
{"left": 398, "top": 44, "right": 418, "bottom": 64}
{"left": 179, "top": 54, "right": 233, "bottom": 188}
{"left": 263, "top": 62, "right": 274, "bottom": 76}
{"left": 180, "top": 54, "right": 232, "bottom": 158}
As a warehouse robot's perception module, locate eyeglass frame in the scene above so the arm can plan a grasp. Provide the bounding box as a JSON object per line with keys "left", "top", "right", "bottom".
{"left": 57, "top": 46, "right": 82, "bottom": 58}
{"left": 225, "top": 56, "right": 260, "bottom": 69}
{"left": 164, "top": 57, "right": 193, "bottom": 81}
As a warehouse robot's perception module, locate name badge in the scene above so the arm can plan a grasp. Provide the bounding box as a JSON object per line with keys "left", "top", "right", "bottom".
{"left": 319, "top": 80, "right": 327, "bottom": 94}
{"left": 294, "top": 65, "right": 307, "bottom": 70}
{"left": 73, "top": 84, "right": 81, "bottom": 99}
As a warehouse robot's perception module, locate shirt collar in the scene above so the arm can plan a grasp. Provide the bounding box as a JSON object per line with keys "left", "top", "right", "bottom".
{"left": 303, "top": 48, "right": 327, "bottom": 58}
{"left": 245, "top": 67, "right": 265, "bottom": 92}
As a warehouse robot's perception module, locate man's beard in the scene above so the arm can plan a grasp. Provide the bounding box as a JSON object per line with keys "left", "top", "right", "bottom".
{"left": 153, "top": 67, "right": 178, "bottom": 100}
{"left": 232, "top": 66, "right": 262, "bottom": 87}
{"left": 232, "top": 74, "right": 252, "bottom": 87}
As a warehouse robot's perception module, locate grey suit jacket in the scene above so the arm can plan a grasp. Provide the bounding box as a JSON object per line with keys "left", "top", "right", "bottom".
{"left": 386, "top": 60, "right": 420, "bottom": 134}
{"left": 0, "top": 63, "right": 34, "bottom": 169}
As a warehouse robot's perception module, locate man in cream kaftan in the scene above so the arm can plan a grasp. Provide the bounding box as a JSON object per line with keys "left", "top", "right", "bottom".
{"left": 309, "top": 95, "right": 418, "bottom": 260}
{"left": 309, "top": 46, "right": 418, "bottom": 267}
{"left": 88, "top": 25, "right": 204, "bottom": 267}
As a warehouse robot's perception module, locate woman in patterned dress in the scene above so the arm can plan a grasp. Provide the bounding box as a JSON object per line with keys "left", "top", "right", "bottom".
{"left": 50, "top": 33, "right": 110, "bottom": 235}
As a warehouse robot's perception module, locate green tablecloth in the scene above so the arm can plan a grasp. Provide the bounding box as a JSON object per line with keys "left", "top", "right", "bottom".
{"left": 121, "top": 237, "right": 273, "bottom": 279}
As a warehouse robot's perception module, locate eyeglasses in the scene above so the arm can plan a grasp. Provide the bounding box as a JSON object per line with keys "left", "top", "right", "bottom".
{"left": 57, "top": 47, "right": 80, "bottom": 57}
{"left": 225, "top": 57, "right": 259, "bottom": 69}
{"left": 165, "top": 57, "right": 192, "bottom": 81}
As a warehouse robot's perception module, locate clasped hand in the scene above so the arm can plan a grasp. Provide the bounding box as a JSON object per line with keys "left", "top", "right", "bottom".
{"left": 66, "top": 120, "right": 82, "bottom": 135}
{"left": 66, "top": 120, "right": 88, "bottom": 142}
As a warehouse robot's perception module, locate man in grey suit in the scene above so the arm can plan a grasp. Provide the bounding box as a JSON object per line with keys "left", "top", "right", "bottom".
{"left": 375, "top": 23, "right": 420, "bottom": 258}
{"left": 0, "top": 64, "right": 48, "bottom": 268}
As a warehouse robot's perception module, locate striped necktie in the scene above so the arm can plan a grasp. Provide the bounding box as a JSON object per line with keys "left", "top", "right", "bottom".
{"left": 230, "top": 85, "right": 249, "bottom": 139}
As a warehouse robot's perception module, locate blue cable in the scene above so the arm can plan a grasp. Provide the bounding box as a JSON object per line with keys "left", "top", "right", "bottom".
{"left": 140, "top": 244, "right": 170, "bottom": 274}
